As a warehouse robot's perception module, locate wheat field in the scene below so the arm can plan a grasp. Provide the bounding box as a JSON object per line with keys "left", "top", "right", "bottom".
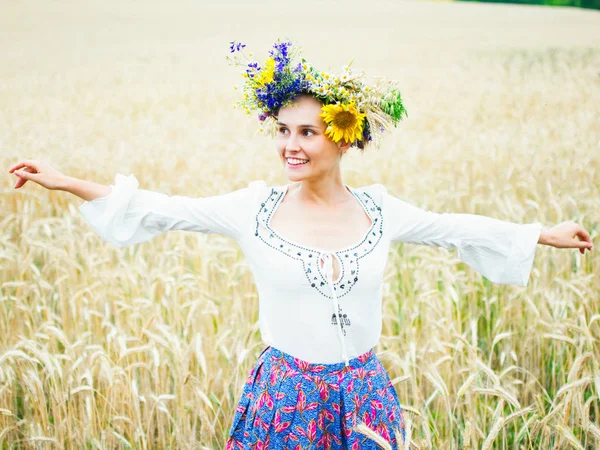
{"left": 1, "top": 0, "right": 599, "bottom": 448}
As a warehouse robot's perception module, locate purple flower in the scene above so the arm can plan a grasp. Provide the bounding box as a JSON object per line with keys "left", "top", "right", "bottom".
{"left": 229, "top": 41, "right": 246, "bottom": 53}
{"left": 247, "top": 61, "right": 261, "bottom": 74}
{"left": 255, "top": 69, "right": 311, "bottom": 113}
{"left": 268, "top": 40, "right": 293, "bottom": 72}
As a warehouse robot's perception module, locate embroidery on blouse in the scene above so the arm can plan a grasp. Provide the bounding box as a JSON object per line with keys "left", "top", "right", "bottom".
{"left": 253, "top": 185, "right": 384, "bottom": 299}
{"left": 331, "top": 304, "right": 351, "bottom": 335}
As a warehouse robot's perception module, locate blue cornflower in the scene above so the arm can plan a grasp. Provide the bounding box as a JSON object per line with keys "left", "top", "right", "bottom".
{"left": 362, "top": 126, "right": 372, "bottom": 142}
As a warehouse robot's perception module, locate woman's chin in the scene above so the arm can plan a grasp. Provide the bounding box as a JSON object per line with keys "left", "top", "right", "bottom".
{"left": 285, "top": 171, "right": 308, "bottom": 181}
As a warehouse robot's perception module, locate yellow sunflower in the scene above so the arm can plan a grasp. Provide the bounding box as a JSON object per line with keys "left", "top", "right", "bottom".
{"left": 320, "top": 102, "right": 366, "bottom": 144}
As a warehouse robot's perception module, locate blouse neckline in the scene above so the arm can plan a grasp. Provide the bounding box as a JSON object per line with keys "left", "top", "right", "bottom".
{"left": 265, "top": 183, "right": 376, "bottom": 255}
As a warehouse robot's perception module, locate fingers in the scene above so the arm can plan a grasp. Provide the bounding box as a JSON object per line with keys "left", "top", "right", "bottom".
{"left": 575, "top": 241, "right": 592, "bottom": 248}
{"left": 575, "top": 238, "right": 593, "bottom": 254}
{"left": 15, "top": 168, "right": 37, "bottom": 179}
{"left": 13, "top": 168, "right": 39, "bottom": 186}
{"left": 14, "top": 176, "right": 26, "bottom": 189}
{"left": 8, "top": 160, "right": 38, "bottom": 173}
{"left": 575, "top": 225, "right": 593, "bottom": 253}
{"left": 8, "top": 163, "right": 27, "bottom": 173}
{"left": 576, "top": 227, "right": 592, "bottom": 244}
{"left": 13, "top": 168, "right": 29, "bottom": 189}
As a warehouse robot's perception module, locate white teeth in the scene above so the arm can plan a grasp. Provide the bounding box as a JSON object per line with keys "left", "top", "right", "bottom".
{"left": 287, "top": 158, "right": 309, "bottom": 165}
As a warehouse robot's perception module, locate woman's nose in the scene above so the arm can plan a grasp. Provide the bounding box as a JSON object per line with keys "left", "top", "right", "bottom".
{"left": 285, "top": 133, "right": 301, "bottom": 151}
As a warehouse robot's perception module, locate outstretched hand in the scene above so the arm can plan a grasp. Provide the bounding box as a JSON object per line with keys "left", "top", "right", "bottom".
{"left": 8, "top": 159, "right": 66, "bottom": 191}
{"left": 541, "top": 221, "right": 594, "bottom": 255}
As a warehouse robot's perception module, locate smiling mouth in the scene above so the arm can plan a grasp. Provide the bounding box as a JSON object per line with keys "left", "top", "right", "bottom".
{"left": 287, "top": 157, "right": 309, "bottom": 166}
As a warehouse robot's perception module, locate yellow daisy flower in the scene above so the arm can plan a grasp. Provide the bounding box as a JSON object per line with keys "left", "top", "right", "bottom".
{"left": 319, "top": 103, "right": 366, "bottom": 144}
{"left": 256, "top": 57, "right": 275, "bottom": 85}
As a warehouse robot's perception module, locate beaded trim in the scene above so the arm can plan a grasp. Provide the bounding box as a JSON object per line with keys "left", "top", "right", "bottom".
{"left": 254, "top": 185, "right": 384, "bottom": 299}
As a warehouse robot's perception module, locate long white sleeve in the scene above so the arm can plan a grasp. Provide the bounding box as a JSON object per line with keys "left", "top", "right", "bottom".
{"left": 79, "top": 173, "right": 262, "bottom": 247}
{"left": 380, "top": 185, "right": 543, "bottom": 287}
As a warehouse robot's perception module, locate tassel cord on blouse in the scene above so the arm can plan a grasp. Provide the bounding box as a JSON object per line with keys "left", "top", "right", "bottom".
{"left": 321, "top": 252, "right": 350, "bottom": 366}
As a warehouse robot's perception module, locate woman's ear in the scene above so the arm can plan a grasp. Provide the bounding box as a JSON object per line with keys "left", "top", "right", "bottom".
{"left": 337, "top": 140, "right": 352, "bottom": 153}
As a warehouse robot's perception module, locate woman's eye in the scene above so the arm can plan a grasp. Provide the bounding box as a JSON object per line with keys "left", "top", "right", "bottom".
{"left": 277, "top": 128, "right": 313, "bottom": 136}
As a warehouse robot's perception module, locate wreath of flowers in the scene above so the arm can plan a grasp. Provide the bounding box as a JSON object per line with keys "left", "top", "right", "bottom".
{"left": 227, "top": 39, "right": 407, "bottom": 150}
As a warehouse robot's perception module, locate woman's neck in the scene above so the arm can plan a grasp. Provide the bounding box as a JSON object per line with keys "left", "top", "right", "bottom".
{"left": 288, "top": 177, "right": 351, "bottom": 208}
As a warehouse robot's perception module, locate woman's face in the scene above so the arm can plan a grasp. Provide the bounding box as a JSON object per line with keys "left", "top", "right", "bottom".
{"left": 276, "top": 95, "right": 349, "bottom": 182}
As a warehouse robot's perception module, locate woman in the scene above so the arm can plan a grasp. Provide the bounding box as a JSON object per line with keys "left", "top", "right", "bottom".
{"left": 8, "top": 40, "right": 593, "bottom": 449}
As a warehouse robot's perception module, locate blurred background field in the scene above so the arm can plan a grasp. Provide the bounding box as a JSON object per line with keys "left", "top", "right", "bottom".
{"left": 460, "top": 0, "right": 599, "bottom": 10}
{"left": 1, "top": 0, "right": 599, "bottom": 448}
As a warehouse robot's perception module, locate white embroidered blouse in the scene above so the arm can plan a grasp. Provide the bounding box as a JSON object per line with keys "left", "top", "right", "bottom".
{"left": 79, "top": 173, "right": 543, "bottom": 365}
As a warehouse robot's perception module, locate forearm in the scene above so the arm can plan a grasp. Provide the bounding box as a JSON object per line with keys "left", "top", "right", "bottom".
{"left": 60, "top": 175, "right": 112, "bottom": 202}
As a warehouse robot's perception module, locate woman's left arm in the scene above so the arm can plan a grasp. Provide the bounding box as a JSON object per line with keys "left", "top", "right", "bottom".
{"left": 381, "top": 186, "right": 593, "bottom": 287}
{"left": 537, "top": 221, "right": 593, "bottom": 254}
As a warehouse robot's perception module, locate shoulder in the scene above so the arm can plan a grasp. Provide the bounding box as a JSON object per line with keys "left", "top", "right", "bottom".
{"left": 247, "top": 179, "right": 282, "bottom": 197}
{"left": 243, "top": 179, "right": 269, "bottom": 200}
{"left": 244, "top": 179, "right": 276, "bottom": 207}
{"left": 351, "top": 183, "right": 417, "bottom": 212}
{"left": 351, "top": 183, "right": 388, "bottom": 202}
{"left": 247, "top": 179, "right": 269, "bottom": 192}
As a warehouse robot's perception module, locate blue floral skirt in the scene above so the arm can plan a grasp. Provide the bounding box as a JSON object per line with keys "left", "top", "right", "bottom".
{"left": 226, "top": 345, "right": 406, "bottom": 449}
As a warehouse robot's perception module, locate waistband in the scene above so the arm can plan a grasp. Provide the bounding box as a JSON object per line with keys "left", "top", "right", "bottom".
{"left": 257, "top": 345, "right": 376, "bottom": 376}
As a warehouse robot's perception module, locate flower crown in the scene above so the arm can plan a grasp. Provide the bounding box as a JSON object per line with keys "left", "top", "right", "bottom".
{"left": 227, "top": 39, "right": 407, "bottom": 150}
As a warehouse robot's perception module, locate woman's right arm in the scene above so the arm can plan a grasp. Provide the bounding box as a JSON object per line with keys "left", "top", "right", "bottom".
{"left": 9, "top": 159, "right": 264, "bottom": 247}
